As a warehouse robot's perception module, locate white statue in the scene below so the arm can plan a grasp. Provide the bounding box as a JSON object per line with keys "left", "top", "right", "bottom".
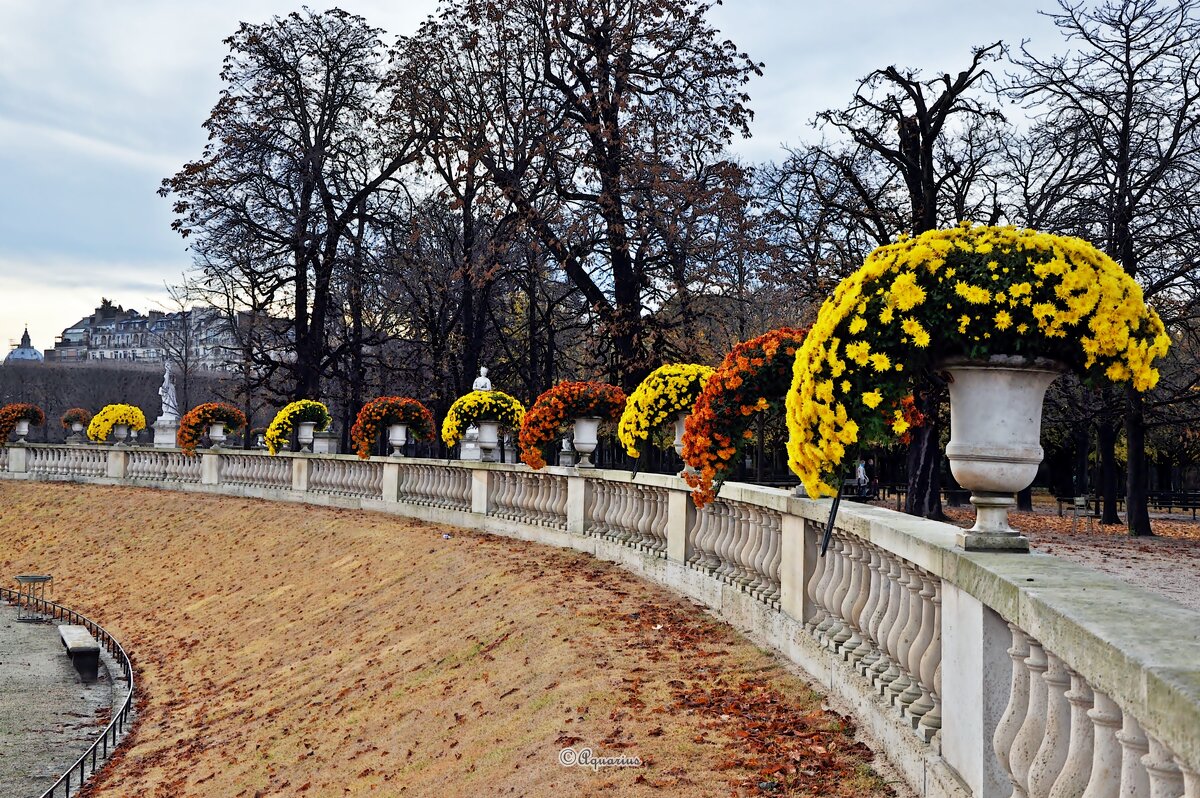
{"left": 159, "top": 361, "right": 180, "bottom": 421}
{"left": 472, "top": 366, "right": 492, "bottom": 391}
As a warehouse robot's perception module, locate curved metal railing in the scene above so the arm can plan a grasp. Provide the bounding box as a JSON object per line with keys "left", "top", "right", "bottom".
{"left": 0, "top": 586, "right": 136, "bottom": 798}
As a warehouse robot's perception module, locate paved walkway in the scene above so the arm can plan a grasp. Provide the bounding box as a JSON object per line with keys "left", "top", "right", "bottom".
{"left": 0, "top": 603, "right": 118, "bottom": 798}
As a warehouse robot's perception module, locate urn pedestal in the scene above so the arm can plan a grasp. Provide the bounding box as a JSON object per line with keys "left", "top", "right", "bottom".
{"left": 476, "top": 420, "right": 500, "bottom": 463}
{"left": 297, "top": 421, "right": 317, "bottom": 453}
{"left": 388, "top": 423, "right": 408, "bottom": 457}
{"left": 572, "top": 417, "right": 601, "bottom": 468}
{"left": 943, "top": 358, "right": 1061, "bottom": 552}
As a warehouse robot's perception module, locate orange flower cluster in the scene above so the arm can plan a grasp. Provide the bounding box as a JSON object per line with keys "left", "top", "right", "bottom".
{"left": 0, "top": 403, "right": 45, "bottom": 440}
{"left": 60, "top": 407, "right": 92, "bottom": 429}
{"left": 518, "top": 381, "right": 626, "bottom": 469}
{"left": 177, "top": 403, "right": 248, "bottom": 455}
{"left": 350, "top": 397, "right": 436, "bottom": 459}
{"left": 888, "top": 395, "right": 926, "bottom": 446}
{"left": 681, "top": 327, "right": 808, "bottom": 506}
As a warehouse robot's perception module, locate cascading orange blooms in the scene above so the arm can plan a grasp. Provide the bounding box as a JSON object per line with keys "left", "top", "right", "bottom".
{"left": 518, "top": 381, "right": 627, "bottom": 469}
{"left": 60, "top": 408, "right": 92, "bottom": 429}
{"left": 177, "top": 402, "right": 248, "bottom": 455}
{"left": 0, "top": 403, "right": 45, "bottom": 440}
{"left": 350, "top": 397, "right": 436, "bottom": 459}
{"left": 681, "top": 328, "right": 808, "bottom": 507}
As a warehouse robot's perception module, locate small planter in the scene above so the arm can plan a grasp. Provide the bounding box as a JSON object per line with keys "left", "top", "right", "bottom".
{"left": 572, "top": 417, "right": 601, "bottom": 468}
{"left": 388, "top": 423, "right": 408, "bottom": 457}
{"left": 13, "top": 419, "right": 29, "bottom": 443}
{"left": 476, "top": 420, "right": 500, "bottom": 463}
{"left": 297, "top": 421, "right": 317, "bottom": 452}
{"left": 71, "top": 421, "right": 84, "bottom": 434}
{"left": 112, "top": 423, "right": 130, "bottom": 447}
{"left": 943, "top": 357, "right": 1062, "bottom": 551}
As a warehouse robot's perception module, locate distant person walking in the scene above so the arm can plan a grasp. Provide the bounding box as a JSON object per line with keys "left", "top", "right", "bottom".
{"left": 855, "top": 459, "right": 867, "bottom": 498}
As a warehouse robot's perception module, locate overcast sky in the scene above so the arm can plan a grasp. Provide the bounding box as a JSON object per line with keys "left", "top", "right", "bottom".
{"left": 0, "top": 0, "right": 1061, "bottom": 354}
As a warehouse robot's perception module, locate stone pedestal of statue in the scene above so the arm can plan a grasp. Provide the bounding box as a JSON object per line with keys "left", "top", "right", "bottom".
{"left": 152, "top": 417, "right": 179, "bottom": 449}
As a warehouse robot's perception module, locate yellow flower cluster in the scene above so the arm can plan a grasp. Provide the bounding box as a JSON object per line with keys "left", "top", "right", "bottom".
{"left": 618, "top": 364, "right": 714, "bottom": 458}
{"left": 265, "top": 400, "right": 331, "bottom": 455}
{"left": 87, "top": 403, "right": 147, "bottom": 442}
{"left": 786, "top": 223, "right": 1170, "bottom": 498}
{"left": 441, "top": 390, "right": 526, "bottom": 448}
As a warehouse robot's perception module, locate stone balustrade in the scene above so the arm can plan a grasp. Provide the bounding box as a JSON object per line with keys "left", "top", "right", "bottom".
{"left": 3, "top": 442, "right": 1198, "bottom": 798}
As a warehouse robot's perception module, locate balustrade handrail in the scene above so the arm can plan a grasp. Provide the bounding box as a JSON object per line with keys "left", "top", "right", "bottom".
{"left": 3, "top": 442, "right": 1197, "bottom": 797}
{"left": 0, "top": 585, "right": 136, "bottom": 798}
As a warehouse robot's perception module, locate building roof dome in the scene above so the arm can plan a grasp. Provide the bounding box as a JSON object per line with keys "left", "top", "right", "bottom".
{"left": 5, "top": 327, "right": 44, "bottom": 364}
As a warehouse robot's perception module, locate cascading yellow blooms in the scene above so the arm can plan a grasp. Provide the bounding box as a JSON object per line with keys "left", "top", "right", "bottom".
{"left": 265, "top": 400, "right": 331, "bottom": 455}
{"left": 441, "top": 390, "right": 525, "bottom": 448}
{"left": 617, "top": 364, "right": 714, "bottom": 458}
{"left": 786, "top": 223, "right": 1170, "bottom": 499}
{"left": 87, "top": 404, "right": 147, "bottom": 442}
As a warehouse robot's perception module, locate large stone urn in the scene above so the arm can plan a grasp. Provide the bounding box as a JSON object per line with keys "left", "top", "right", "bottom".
{"left": 943, "top": 357, "right": 1062, "bottom": 551}
{"left": 673, "top": 412, "right": 688, "bottom": 458}
{"left": 13, "top": 419, "right": 30, "bottom": 443}
{"left": 476, "top": 420, "right": 500, "bottom": 463}
{"left": 112, "top": 423, "right": 130, "bottom": 447}
{"left": 208, "top": 422, "right": 227, "bottom": 448}
{"left": 297, "top": 421, "right": 317, "bottom": 452}
{"left": 572, "top": 417, "right": 601, "bottom": 468}
{"left": 388, "top": 423, "right": 408, "bottom": 457}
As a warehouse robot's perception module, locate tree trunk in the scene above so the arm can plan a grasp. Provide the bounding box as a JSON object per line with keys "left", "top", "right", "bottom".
{"left": 1097, "top": 420, "right": 1122, "bottom": 525}
{"left": 1073, "top": 423, "right": 1090, "bottom": 496}
{"left": 1125, "top": 387, "right": 1152, "bottom": 536}
{"left": 904, "top": 385, "right": 945, "bottom": 520}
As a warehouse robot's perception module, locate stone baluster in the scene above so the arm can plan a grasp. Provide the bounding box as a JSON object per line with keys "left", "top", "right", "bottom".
{"left": 709, "top": 502, "right": 732, "bottom": 576}
{"left": 847, "top": 541, "right": 876, "bottom": 664}
{"left": 915, "top": 580, "right": 942, "bottom": 735}
{"left": 887, "top": 563, "right": 922, "bottom": 702}
{"left": 635, "top": 487, "right": 654, "bottom": 546}
{"left": 686, "top": 507, "right": 707, "bottom": 567}
{"left": 533, "top": 474, "right": 551, "bottom": 522}
{"left": 699, "top": 503, "right": 723, "bottom": 571}
{"left": 616, "top": 485, "right": 637, "bottom": 543}
{"left": 1176, "top": 757, "right": 1199, "bottom": 798}
{"left": 804, "top": 528, "right": 830, "bottom": 632}
{"left": 1010, "top": 641, "right": 1051, "bottom": 798}
{"left": 728, "top": 503, "right": 754, "bottom": 588}
{"left": 589, "top": 481, "right": 609, "bottom": 536}
{"left": 748, "top": 507, "right": 772, "bottom": 599}
{"left": 713, "top": 502, "right": 738, "bottom": 581}
{"left": 1028, "top": 652, "right": 1073, "bottom": 798}
{"left": 1142, "top": 736, "right": 1184, "bottom": 798}
{"left": 836, "top": 538, "right": 866, "bottom": 655}
{"left": 821, "top": 536, "right": 851, "bottom": 646}
{"left": 904, "top": 573, "right": 938, "bottom": 721}
{"left": 760, "top": 511, "right": 782, "bottom": 604}
{"left": 866, "top": 549, "right": 893, "bottom": 674}
{"left": 873, "top": 556, "right": 907, "bottom": 688}
{"left": 1081, "top": 691, "right": 1123, "bottom": 798}
{"left": 1117, "top": 711, "right": 1151, "bottom": 797}
{"left": 849, "top": 546, "right": 881, "bottom": 667}
{"left": 649, "top": 489, "right": 668, "bottom": 552}
{"left": 1047, "top": 669, "right": 1095, "bottom": 798}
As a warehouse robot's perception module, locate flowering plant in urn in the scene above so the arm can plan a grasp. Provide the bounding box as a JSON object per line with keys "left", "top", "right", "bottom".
{"left": 786, "top": 223, "right": 1170, "bottom": 499}
{"left": 617, "top": 364, "right": 713, "bottom": 458}
{"left": 0, "top": 403, "right": 45, "bottom": 440}
{"left": 60, "top": 408, "right": 92, "bottom": 429}
{"left": 441, "top": 390, "right": 525, "bottom": 448}
{"left": 88, "top": 404, "right": 147, "bottom": 442}
{"left": 350, "top": 397, "right": 436, "bottom": 459}
{"left": 178, "top": 403, "right": 248, "bottom": 455}
{"left": 265, "top": 400, "right": 331, "bottom": 455}
{"left": 519, "top": 381, "right": 626, "bottom": 469}
{"left": 682, "top": 328, "right": 807, "bottom": 506}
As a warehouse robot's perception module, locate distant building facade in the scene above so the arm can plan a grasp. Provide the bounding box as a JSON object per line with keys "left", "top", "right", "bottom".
{"left": 4, "top": 327, "right": 44, "bottom": 364}
{"left": 44, "top": 299, "right": 240, "bottom": 372}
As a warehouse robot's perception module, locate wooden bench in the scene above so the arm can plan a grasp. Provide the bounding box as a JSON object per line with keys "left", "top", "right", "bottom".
{"left": 59, "top": 624, "right": 100, "bottom": 682}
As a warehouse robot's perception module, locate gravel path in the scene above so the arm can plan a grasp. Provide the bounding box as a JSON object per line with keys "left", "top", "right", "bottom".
{"left": 0, "top": 603, "right": 117, "bottom": 798}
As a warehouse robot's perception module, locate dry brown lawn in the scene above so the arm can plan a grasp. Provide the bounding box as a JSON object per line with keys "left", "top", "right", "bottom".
{"left": 0, "top": 481, "right": 894, "bottom": 798}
